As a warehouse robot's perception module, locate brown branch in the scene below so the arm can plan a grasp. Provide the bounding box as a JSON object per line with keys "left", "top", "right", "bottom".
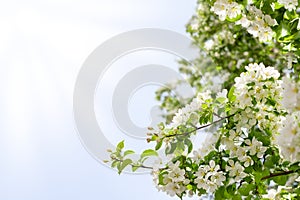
{"left": 165, "top": 113, "right": 235, "bottom": 138}
{"left": 261, "top": 170, "right": 298, "bottom": 181}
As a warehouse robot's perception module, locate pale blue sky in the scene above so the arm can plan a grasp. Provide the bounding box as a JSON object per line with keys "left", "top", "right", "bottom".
{"left": 0, "top": 0, "right": 198, "bottom": 199}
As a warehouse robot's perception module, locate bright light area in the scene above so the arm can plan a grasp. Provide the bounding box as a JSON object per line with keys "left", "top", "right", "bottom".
{"left": 0, "top": 0, "right": 197, "bottom": 200}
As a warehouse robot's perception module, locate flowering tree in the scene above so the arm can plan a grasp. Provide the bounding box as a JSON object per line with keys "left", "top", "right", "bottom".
{"left": 107, "top": 0, "right": 300, "bottom": 199}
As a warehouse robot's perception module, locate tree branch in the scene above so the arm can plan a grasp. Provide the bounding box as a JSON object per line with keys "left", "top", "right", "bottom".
{"left": 165, "top": 113, "right": 235, "bottom": 138}
{"left": 261, "top": 170, "right": 298, "bottom": 181}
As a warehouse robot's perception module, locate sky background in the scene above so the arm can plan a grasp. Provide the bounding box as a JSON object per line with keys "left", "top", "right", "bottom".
{"left": 0, "top": 0, "right": 198, "bottom": 199}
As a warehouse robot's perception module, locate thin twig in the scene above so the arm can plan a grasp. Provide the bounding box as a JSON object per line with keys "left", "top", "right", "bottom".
{"left": 165, "top": 113, "right": 235, "bottom": 138}
{"left": 112, "top": 157, "right": 154, "bottom": 170}
{"left": 213, "top": 112, "right": 222, "bottom": 118}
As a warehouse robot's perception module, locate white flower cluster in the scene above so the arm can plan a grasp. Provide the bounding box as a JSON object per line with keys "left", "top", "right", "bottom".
{"left": 212, "top": 1, "right": 277, "bottom": 42}
{"left": 233, "top": 63, "right": 282, "bottom": 132}
{"left": 278, "top": 0, "right": 298, "bottom": 11}
{"left": 169, "top": 91, "right": 212, "bottom": 128}
{"left": 276, "top": 112, "right": 300, "bottom": 162}
{"left": 276, "top": 77, "right": 300, "bottom": 162}
{"left": 191, "top": 2, "right": 217, "bottom": 33}
{"left": 190, "top": 18, "right": 199, "bottom": 31}
{"left": 239, "top": 5, "right": 277, "bottom": 42}
{"left": 203, "top": 29, "right": 235, "bottom": 51}
{"left": 222, "top": 134, "right": 264, "bottom": 167}
{"left": 154, "top": 161, "right": 189, "bottom": 197}
{"left": 219, "top": 133, "right": 268, "bottom": 186}
{"left": 244, "top": 137, "right": 268, "bottom": 158}
{"left": 211, "top": 0, "right": 242, "bottom": 21}
{"left": 226, "top": 160, "right": 247, "bottom": 182}
{"left": 194, "top": 160, "right": 226, "bottom": 193}
{"left": 262, "top": 187, "right": 282, "bottom": 199}
{"left": 281, "top": 77, "right": 300, "bottom": 112}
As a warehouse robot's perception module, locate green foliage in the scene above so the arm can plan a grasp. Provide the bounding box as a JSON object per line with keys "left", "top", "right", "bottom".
{"left": 116, "top": 140, "right": 124, "bottom": 151}
{"left": 141, "top": 149, "right": 158, "bottom": 159}
{"left": 124, "top": 150, "right": 135, "bottom": 157}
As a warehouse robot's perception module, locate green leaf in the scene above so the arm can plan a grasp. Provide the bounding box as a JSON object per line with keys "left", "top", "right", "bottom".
{"left": 264, "top": 155, "right": 274, "bottom": 168}
{"left": 238, "top": 183, "right": 255, "bottom": 196}
{"left": 277, "top": 22, "right": 291, "bottom": 41}
{"left": 111, "top": 160, "right": 119, "bottom": 168}
{"left": 272, "top": 174, "right": 289, "bottom": 185}
{"left": 228, "top": 86, "right": 236, "bottom": 102}
{"left": 186, "top": 184, "right": 193, "bottom": 190}
{"left": 216, "top": 97, "right": 227, "bottom": 103}
{"left": 252, "top": 130, "right": 270, "bottom": 146}
{"left": 257, "top": 182, "right": 267, "bottom": 194}
{"left": 184, "top": 139, "right": 193, "bottom": 154}
{"left": 261, "top": 0, "right": 273, "bottom": 13}
{"left": 155, "top": 140, "right": 163, "bottom": 150}
{"left": 226, "top": 13, "right": 242, "bottom": 23}
{"left": 132, "top": 165, "right": 139, "bottom": 172}
{"left": 117, "top": 140, "right": 125, "bottom": 151}
{"left": 118, "top": 159, "right": 132, "bottom": 174}
{"left": 165, "top": 142, "right": 177, "bottom": 155}
{"left": 289, "top": 161, "right": 300, "bottom": 171}
{"left": 204, "top": 150, "right": 217, "bottom": 162}
{"left": 226, "top": 184, "right": 237, "bottom": 195}
{"left": 232, "top": 194, "right": 242, "bottom": 200}
{"left": 176, "top": 141, "right": 185, "bottom": 153}
{"left": 117, "top": 162, "right": 121, "bottom": 174}
{"left": 284, "top": 10, "right": 297, "bottom": 21}
{"left": 215, "top": 186, "right": 226, "bottom": 200}
{"left": 124, "top": 150, "right": 135, "bottom": 157}
{"left": 158, "top": 171, "right": 168, "bottom": 184}
{"left": 273, "top": 2, "right": 284, "bottom": 9}
{"left": 141, "top": 149, "right": 158, "bottom": 159}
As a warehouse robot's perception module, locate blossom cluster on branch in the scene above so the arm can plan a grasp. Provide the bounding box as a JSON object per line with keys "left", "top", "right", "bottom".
{"left": 106, "top": 0, "right": 300, "bottom": 199}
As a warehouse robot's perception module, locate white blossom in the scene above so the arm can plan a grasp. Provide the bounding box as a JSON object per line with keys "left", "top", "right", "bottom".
{"left": 194, "top": 161, "right": 225, "bottom": 192}
{"left": 212, "top": 0, "right": 242, "bottom": 21}
{"left": 165, "top": 182, "right": 186, "bottom": 197}
{"left": 276, "top": 112, "right": 300, "bottom": 162}
{"left": 226, "top": 160, "right": 247, "bottom": 181}
{"left": 281, "top": 76, "right": 300, "bottom": 112}
{"left": 236, "top": 147, "right": 254, "bottom": 167}
{"left": 236, "top": 15, "right": 251, "bottom": 28}
{"left": 169, "top": 91, "right": 212, "bottom": 128}
{"left": 169, "top": 167, "right": 186, "bottom": 182}
{"left": 278, "top": 0, "right": 298, "bottom": 11}
{"left": 204, "top": 39, "right": 215, "bottom": 50}
{"left": 237, "top": 6, "right": 277, "bottom": 42}
{"left": 262, "top": 189, "right": 278, "bottom": 199}
{"left": 244, "top": 137, "right": 267, "bottom": 158}
{"left": 211, "top": 171, "right": 226, "bottom": 185}
{"left": 205, "top": 160, "right": 220, "bottom": 175}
